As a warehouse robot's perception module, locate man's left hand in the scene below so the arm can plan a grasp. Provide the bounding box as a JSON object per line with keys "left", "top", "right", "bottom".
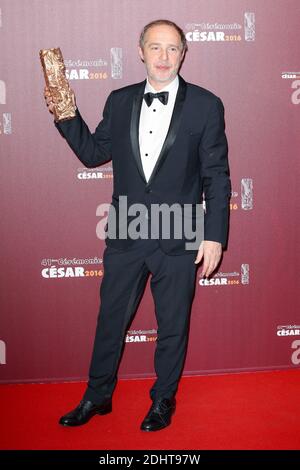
{"left": 194, "top": 240, "right": 222, "bottom": 277}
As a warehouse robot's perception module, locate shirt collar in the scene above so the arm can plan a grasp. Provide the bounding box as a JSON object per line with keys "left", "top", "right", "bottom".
{"left": 144, "top": 75, "right": 179, "bottom": 97}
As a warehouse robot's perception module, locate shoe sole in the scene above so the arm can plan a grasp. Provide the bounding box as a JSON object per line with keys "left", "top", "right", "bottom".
{"left": 96, "top": 404, "right": 112, "bottom": 415}
{"left": 59, "top": 404, "right": 112, "bottom": 427}
{"left": 140, "top": 422, "right": 171, "bottom": 432}
{"left": 140, "top": 408, "right": 175, "bottom": 432}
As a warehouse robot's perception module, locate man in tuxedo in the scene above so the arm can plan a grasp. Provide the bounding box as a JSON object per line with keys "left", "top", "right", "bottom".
{"left": 45, "top": 19, "right": 231, "bottom": 431}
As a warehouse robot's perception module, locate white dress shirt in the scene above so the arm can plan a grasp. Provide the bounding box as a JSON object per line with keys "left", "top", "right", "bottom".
{"left": 139, "top": 75, "right": 179, "bottom": 183}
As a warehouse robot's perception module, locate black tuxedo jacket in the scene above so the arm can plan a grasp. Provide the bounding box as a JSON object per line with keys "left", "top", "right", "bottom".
{"left": 55, "top": 75, "right": 231, "bottom": 254}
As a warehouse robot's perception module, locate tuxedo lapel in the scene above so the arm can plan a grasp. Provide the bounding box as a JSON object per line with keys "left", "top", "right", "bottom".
{"left": 130, "top": 80, "right": 147, "bottom": 184}
{"left": 130, "top": 75, "right": 187, "bottom": 187}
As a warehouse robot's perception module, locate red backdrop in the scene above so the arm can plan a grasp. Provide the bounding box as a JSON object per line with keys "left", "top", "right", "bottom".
{"left": 1, "top": 0, "right": 300, "bottom": 383}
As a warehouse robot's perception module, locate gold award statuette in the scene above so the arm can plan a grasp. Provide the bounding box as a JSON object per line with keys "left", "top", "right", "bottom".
{"left": 39, "top": 47, "right": 76, "bottom": 121}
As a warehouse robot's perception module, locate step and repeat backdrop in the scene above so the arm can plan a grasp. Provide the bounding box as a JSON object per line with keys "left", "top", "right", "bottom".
{"left": 1, "top": 0, "right": 299, "bottom": 383}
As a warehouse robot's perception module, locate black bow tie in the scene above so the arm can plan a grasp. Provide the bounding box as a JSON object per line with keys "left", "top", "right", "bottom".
{"left": 143, "top": 91, "right": 169, "bottom": 107}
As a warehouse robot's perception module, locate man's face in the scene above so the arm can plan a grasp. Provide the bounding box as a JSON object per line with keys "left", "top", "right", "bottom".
{"left": 138, "top": 24, "right": 184, "bottom": 89}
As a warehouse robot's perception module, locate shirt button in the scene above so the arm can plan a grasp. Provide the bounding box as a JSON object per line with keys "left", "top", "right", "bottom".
{"left": 145, "top": 153, "right": 148, "bottom": 156}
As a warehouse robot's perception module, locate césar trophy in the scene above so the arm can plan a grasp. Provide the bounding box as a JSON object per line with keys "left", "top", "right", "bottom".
{"left": 39, "top": 47, "right": 76, "bottom": 121}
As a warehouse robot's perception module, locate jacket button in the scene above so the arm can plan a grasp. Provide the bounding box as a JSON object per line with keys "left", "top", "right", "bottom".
{"left": 146, "top": 187, "right": 152, "bottom": 193}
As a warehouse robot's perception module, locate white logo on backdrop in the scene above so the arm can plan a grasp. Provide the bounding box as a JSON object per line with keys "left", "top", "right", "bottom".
{"left": 41, "top": 256, "right": 103, "bottom": 279}
{"left": 77, "top": 166, "right": 113, "bottom": 180}
{"left": 244, "top": 12, "right": 255, "bottom": 41}
{"left": 241, "top": 264, "right": 250, "bottom": 284}
{"left": 199, "top": 264, "right": 249, "bottom": 287}
{"left": 0, "top": 340, "right": 6, "bottom": 365}
{"left": 3, "top": 112, "right": 12, "bottom": 134}
{"left": 241, "top": 178, "right": 253, "bottom": 210}
{"left": 111, "top": 47, "right": 122, "bottom": 79}
{"left": 185, "top": 12, "right": 255, "bottom": 43}
{"left": 277, "top": 325, "right": 300, "bottom": 337}
{"left": 63, "top": 50, "right": 122, "bottom": 81}
{"left": 0, "top": 80, "right": 6, "bottom": 104}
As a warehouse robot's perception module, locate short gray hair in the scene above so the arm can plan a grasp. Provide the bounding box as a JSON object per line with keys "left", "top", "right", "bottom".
{"left": 139, "top": 19, "right": 187, "bottom": 52}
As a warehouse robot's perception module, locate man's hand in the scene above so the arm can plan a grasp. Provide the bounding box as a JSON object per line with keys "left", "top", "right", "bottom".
{"left": 194, "top": 240, "right": 222, "bottom": 277}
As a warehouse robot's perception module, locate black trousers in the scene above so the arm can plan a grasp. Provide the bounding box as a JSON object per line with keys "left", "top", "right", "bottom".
{"left": 84, "top": 238, "right": 198, "bottom": 404}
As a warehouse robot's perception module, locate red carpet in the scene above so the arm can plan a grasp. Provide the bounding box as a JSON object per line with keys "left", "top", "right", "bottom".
{"left": 0, "top": 369, "right": 299, "bottom": 450}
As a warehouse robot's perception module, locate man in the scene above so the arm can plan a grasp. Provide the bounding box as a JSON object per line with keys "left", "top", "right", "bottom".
{"left": 44, "top": 19, "right": 231, "bottom": 432}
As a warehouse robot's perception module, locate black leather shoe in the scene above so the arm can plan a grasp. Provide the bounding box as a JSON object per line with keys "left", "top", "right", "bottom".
{"left": 59, "top": 399, "right": 112, "bottom": 427}
{"left": 140, "top": 397, "right": 176, "bottom": 432}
